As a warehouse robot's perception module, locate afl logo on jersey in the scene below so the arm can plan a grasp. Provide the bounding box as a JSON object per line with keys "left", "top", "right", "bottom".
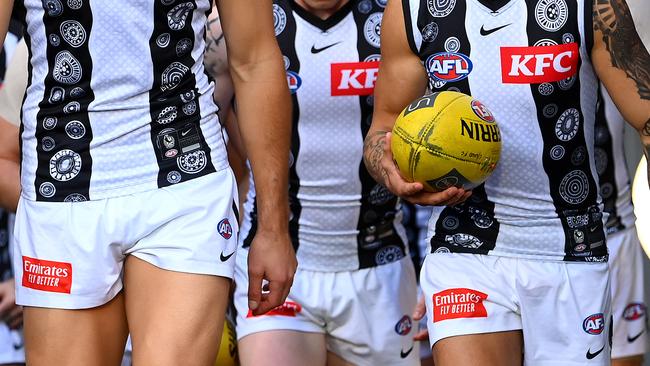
{"left": 273, "top": 4, "right": 287, "bottom": 35}
{"left": 582, "top": 313, "right": 605, "bottom": 335}
{"left": 218, "top": 218, "right": 233, "bottom": 240}
{"left": 287, "top": 71, "right": 302, "bottom": 94}
{"left": 426, "top": 52, "right": 473, "bottom": 82}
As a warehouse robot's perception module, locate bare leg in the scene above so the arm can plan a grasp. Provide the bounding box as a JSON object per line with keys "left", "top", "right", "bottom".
{"left": 433, "top": 330, "right": 523, "bottom": 366}
{"left": 124, "top": 256, "right": 231, "bottom": 366}
{"left": 612, "top": 355, "right": 644, "bottom": 366}
{"left": 238, "top": 330, "right": 327, "bottom": 366}
{"left": 23, "top": 292, "right": 128, "bottom": 366}
{"left": 326, "top": 351, "right": 356, "bottom": 366}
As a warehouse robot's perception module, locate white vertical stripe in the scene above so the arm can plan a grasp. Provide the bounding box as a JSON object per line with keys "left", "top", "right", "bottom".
{"left": 409, "top": 0, "right": 423, "bottom": 51}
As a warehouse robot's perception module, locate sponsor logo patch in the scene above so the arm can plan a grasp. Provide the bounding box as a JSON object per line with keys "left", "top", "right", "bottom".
{"left": 287, "top": 71, "right": 302, "bottom": 94}
{"left": 331, "top": 61, "right": 380, "bottom": 96}
{"left": 470, "top": 100, "right": 495, "bottom": 122}
{"left": 247, "top": 301, "right": 302, "bottom": 318}
{"left": 623, "top": 303, "right": 646, "bottom": 321}
{"left": 394, "top": 315, "right": 413, "bottom": 335}
{"left": 426, "top": 52, "right": 473, "bottom": 83}
{"left": 22, "top": 256, "right": 72, "bottom": 294}
{"left": 500, "top": 43, "right": 579, "bottom": 84}
{"left": 583, "top": 313, "right": 605, "bottom": 335}
{"left": 218, "top": 218, "right": 233, "bottom": 239}
{"left": 433, "top": 288, "right": 488, "bottom": 322}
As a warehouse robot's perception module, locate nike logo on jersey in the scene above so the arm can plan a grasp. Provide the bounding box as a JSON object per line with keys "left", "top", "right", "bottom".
{"left": 400, "top": 346, "right": 413, "bottom": 359}
{"left": 480, "top": 23, "right": 511, "bottom": 36}
{"left": 585, "top": 345, "right": 605, "bottom": 359}
{"left": 627, "top": 330, "right": 645, "bottom": 343}
{"left": 220, "top": 251, "right": 235, "bottom": 262}
{"left": 13, "top": 340, "right": 23, "bottom": 350}
{"left": 311, "top": 42, "right": 341, "bottom": 54}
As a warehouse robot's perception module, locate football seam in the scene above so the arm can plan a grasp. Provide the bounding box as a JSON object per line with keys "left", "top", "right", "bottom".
{"left": 393, "top": 125, "right": 482, "bottom": 166}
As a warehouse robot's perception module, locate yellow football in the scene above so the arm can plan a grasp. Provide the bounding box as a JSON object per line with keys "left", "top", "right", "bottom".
{"left": 391, "top": 91, "right": 502, "bottom": 192}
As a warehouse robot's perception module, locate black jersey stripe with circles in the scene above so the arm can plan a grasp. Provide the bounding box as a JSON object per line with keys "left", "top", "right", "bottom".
{"left": 148, "top": 0, "right": 216, "bottom": 188}
{"left": 32, "top": 0, "right": 96, "bottom": 202}
{"left": 523, "top": 0, "right": 605, "bottom": 261}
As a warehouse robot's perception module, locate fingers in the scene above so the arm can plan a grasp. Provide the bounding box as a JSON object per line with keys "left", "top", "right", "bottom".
{"left": 413, "top": 328, "right": 429, "bottom": 342}
{"left": 412, "top": 295, "right": 426, "bottom": 321}
{"left": 254, "top": 277, "right": 291, "bottom": 315}
{"left": 5, "top": 306, "right": 22, "bottom": 330}
{"left": 247, "top": 267, "right": 263, "bottom": 313}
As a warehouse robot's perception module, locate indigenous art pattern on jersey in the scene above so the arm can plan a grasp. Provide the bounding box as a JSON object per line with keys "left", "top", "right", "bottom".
{"left": 240, "top": 0, "right": 408, "bottom": 271}
{"left": 403, "top": 0, "right": 606, "bottom": 261}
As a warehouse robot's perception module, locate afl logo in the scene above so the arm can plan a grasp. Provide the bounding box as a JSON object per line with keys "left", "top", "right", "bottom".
{"left": 623, "top": 303, "right": 646, "bottom": 321}
{"left": 273, "top": 4, "right": 287, "bottom": 35}
{"left": 426, "top": 52, "right": 473, "bottom": 82}
{"left": 394, "top": 315, "right": 412, "bottom": 336}
{"left": 218, "top": 218, "right": 233, "bottom": 240}
{"left": 287, "top": 71, "right": 302, "bottom": 94}
{"left": 471, "top": 100, "right": 495, "bottom": 122}
{"left": 582, "top": 313, "right": 605, "bottom": 335}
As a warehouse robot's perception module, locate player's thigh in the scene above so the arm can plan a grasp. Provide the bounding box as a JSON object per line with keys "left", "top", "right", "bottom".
{"left": 433, "top": 330, "right": 523, "bottom": 366}
{"left": 23, "top": 292, "right": 128, "bottom": 366}
{"left": 238, "top": 330, "right": 327, "bottom": 366}
{"left": 612, "top": 355, "right": 644, "bottom": 366}
{"left": 326, "top": 351, "right": 355, "bottom": 366}
{"left": 124, "top": 256, "right": 231, "bottom": 366}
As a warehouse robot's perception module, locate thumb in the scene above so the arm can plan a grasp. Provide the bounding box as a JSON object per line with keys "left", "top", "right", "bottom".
{"left": 413, "top": 295, "right": 426, "bottom": 321}
{"left": 248, "top": 269, "right": 263, "bottom": 312}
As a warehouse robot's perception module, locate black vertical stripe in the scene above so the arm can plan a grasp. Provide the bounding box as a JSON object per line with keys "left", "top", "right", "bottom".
{"left": 594, "top": 86, "right": 624, "bottom": 234}
{"left": 148, "top": 0, "right": 216, "bottom": 189}
{"left": 523, "top": 0, "right": 605, "bottom": 260}
{"left": 353, "top": 4, "right": 406, "bottom": 269}
{"left": 33, "top": 0, "right": 95, "bottom": 202}
{"left": 244, "top": 0, "right": 300, "bottom": 251}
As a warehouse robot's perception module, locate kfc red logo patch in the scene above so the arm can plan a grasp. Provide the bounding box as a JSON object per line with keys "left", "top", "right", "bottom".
{"left": 247, "top": 301, "right": 302, "bottom": 318}
{"left": 433, "top": 288, "right": 488, "bottom": 322}
{"left": 500, "top": 43, "right": 579, "bottom": 84}
{"left": 22, "top": 256, "right": 72, "bottom": 294}
{"left": 331, "top": 61, "right": 379, "bottom": 96}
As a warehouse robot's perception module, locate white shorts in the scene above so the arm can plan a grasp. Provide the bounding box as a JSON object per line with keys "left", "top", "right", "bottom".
{"left": 234, "top": 252, "right": 419, "bottom": 366}
{"left": 608, "top": 226, "right": 647, "bottom": 359}
{"left": 0, "top": 323, "right": 24, "bottom": 364}
{"left": 421, "top": 253, "right": 612, "bottom": 366}
{"left": 14, "top": 170, "right": 239, "bottom": 309}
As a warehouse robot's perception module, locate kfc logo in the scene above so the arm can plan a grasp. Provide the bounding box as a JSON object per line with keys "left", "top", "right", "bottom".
{"left": 426, "top": 52, "right": 473, "bottom": 82}
{"left": 501, "top": 43, "right": 579, "bottom": 84}
{"left": 331, "top": 61, "right": 380, "bottom": 96}
{"left": 433, "top": 288, "right": 488, "bottom": 322}
{"left": 22, "top": 256, "right": 72, "bottom": 294}
{"left": 247, "top": 301, "right": 302, "bottom": 317}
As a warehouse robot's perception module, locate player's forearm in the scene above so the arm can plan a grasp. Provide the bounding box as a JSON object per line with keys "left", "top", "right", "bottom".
{"left": 0, "top": 0, "right": 14, "bottom": 47}
{"left": 231, "top": 57, "right": 291, "bottom": 232}
{"left": 0, "top": 160, "right": 19, "bottom": 212}
{"left": 363, "top": 129, "right": 389, "bottom": 187}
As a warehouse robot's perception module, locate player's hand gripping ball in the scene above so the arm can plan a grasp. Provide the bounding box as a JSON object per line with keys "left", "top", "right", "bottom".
{"left": 391, "top": 91, "right": 502, "bottom": 192}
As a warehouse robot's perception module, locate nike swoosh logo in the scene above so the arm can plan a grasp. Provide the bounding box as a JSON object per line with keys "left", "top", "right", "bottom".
{"left": 220, "top": 251, "right": 235, "bottom": 262}
{"left": 586, "top": 345, "right": 605, "bottom": 359}
{"left": 181, "top": 129, "right": 191, "bottom": 137}
{"left": 480, "top": 23, "right": 511, "bottom": 36}
{"left": 400, "top": 346, "right": 413, "bottom": 359}
{"left": 13, "top": 341, "right": 23, "bottom": 350}
{"left": 311, "top": 42, "right": 341, "bottom": 54}
{"left": 627, "top": 330, "right": 645, "bottom": 343}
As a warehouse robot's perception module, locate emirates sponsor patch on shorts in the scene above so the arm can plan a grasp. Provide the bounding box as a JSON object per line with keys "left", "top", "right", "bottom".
{"left": 246, "top": 301, "right": 302, "bottom": 318}
{"left": 433, "top": 288, "right": 488, "bottom": 322}
{"left": 22, "top": 256, "right": 72, "bottom": 293}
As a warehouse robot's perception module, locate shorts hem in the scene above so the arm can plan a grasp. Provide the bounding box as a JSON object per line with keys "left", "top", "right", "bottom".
{"left": 130, "top": 252, "right": 235, "bottom": 279}
{"left": 15, "top": 282, "right": 123, "bottom": 310}
{"left": 430, "top": 325, "right": 522, "bottom": 347}
{"left": 236, "top": 322, "right": 324, "bottom": 341}
{"left": 611, "top": 346, "right": 648, "bottom": 360}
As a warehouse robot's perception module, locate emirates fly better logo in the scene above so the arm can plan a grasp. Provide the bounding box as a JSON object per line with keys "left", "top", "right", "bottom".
{"left": 433, "top": 288, "right": 488, "bottom": 322}
{"left": 22, "top": 256, "right": 72, "bottom": 294}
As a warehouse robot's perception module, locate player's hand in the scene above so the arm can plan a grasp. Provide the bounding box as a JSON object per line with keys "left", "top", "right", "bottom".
{"left": 0, "top": 279, "right": 22, "bottom": 329}
{"left": 382, "top": 132, "right": 471, "bottom": 206}
{"left": 247, "top": 229, "right": 297, "bottom": 316}
{"left": 412, "top": 293, "right": 429, "bottom": 341}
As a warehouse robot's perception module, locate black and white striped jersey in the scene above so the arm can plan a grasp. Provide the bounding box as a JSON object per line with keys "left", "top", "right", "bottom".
{"left": 594, "top": 86, "right": 635, "bottom": 235}
{"left": 0, "top": 19, "right": 23, "bottom": 87}
{"left": 15, "top": 0, "right": 228, "bottom": 202}
{"left": 240, "top": 0, "right": 409, "bottom": 271}
{"left": 404, "top": 0, "right": 607, "bottom": 261}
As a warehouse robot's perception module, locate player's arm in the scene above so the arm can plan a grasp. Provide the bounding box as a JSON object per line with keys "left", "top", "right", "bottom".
{"left": 591, "top": 0, "right": 650, "bottom": 187}
{"left": 363, "top": 0, "right": 468, "bottom": 206}
{"left": 0, "top": 0, "right": 13, "bottom": 46}
{"left": 0, "top": 117, "right": 20, "bottom": 212}
{"left": 216, "top": 0, "right": 295, "bottom": 315}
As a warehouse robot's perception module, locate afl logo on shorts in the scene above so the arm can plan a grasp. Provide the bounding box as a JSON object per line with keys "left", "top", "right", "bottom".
{"left": 218, "top": 219, "right": 233, "bottom": 240}
{"left": 394, "top": 315, "right": 412, "bottom": 336}
{"left": 583, "top": 313, "right": 605, "bottom": 335}
{"left": 623, "top": 303, "right": 646, "bottom": 321}
{"left": 287, "top": 71, "right": 302, "bottom": 94}
{"left": 426, "top": 52, "right": 473, "bottom": 82}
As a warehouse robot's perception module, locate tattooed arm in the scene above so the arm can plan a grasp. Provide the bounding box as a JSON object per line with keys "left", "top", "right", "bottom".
{"left": 592, "top": 0, "right": 650, "bottom": 187}
{"left": 363, "top": 0, "right": 468, "bottom": 206}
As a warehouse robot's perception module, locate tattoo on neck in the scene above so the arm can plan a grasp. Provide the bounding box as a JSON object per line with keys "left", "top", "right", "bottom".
{"left": 593, "top": 0, "right": 650, "bottom": 100}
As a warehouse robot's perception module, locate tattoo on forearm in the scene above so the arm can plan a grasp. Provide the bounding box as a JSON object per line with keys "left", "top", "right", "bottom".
{"left": 593, "top": 0, "right": 650, "bottom": 99}
{"left": 363, "top": 131, "right": 388, "bottom": 185}
{"left": 204, "top": 15, "right": 228, "bottom": 77}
